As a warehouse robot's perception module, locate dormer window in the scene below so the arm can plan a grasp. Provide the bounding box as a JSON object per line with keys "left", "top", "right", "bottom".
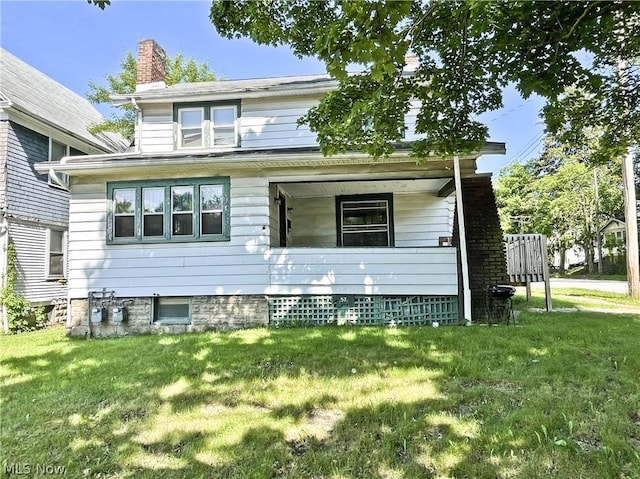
{"left": 211, "top": 106, "right": 237, "bottom": 146}
{"left": 175, "top": 102, "right": 240, "bottom": 150}
{"left": 178, "top": 108, "right": 204, "bottom": 148}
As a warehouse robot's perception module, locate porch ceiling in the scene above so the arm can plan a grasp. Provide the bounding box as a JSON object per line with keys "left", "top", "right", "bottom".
{"left": 277, "top": 178, "right": 450, "bottom": 197}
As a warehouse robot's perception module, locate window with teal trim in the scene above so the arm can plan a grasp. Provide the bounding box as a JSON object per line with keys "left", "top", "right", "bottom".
{"left": 175, "top": 101, "right": 240, "bottom": 149}
{"left": 107, "top": 178, "right": 230, "bottom": 244}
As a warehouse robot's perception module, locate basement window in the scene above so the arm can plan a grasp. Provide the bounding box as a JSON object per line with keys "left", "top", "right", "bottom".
{"left": 154, "top": 297, "right": 191, "bottom": 324}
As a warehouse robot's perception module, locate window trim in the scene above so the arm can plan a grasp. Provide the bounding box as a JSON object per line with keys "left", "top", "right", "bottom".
{"left": 48, "top": 138, "right": 70, "bottom": 190}
{"left": 177, "top": 107, "right": 205, "bottom": 149}
{"left": 174, "top": 101, "right": 241, "bottom": 150}
{"left": 153, "top": 296, "right": 191, "bottom": 325}
{"left": 336, "top": 193, "right": 395, "bottom": 247}
{"left": 45, "top": 228, "right": 67, "bottom": 280}
{"left": 107, "top": 177, "right": 231, "bottom": 244}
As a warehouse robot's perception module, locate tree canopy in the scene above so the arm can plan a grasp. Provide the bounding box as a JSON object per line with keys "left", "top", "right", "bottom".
{"left": 87, "top": 51, "right": 217, "bottom": 141}
{"left": 495, "top": 133, "right": 624, "bottom": 273}
{"left": 210, "top": 0, "right": 640, "bottom": 160}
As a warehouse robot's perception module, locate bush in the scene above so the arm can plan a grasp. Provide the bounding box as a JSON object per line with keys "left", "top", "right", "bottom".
{"left": 0, "top": 242, "right": 47, "bottom": 333}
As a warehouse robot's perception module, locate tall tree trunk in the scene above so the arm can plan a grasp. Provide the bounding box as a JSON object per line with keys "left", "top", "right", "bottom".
{"left": 585, "top": 242, "right": 595, "bottom": 274}
{"left": 559, "top": 247, "right": 566, "bottom": 275}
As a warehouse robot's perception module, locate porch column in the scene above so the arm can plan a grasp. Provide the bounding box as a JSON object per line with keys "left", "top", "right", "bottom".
{"left": 453, "top": 155, "right": 472, "bottom": 321}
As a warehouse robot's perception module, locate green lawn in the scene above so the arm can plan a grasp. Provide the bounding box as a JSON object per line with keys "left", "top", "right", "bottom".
{"left": 1, "top": 304, "right": 639, "bottom": 478}
{"left": 515, "top": 288, "right": 640, "bottom": 312}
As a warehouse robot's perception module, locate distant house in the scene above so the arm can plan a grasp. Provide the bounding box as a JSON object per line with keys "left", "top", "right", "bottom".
{"left": 601, "top": 205, "right": 640, "bottom": 259}
{"left": 0, "top": 49, "right": 128, "bottom": 330}
{"left": 39, "top": 40, "right": 509, "bottom": 337}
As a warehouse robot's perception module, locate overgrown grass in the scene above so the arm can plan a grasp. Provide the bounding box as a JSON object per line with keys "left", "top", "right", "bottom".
{"left": 1, "top": 311, "right": 639, "bottom": 478}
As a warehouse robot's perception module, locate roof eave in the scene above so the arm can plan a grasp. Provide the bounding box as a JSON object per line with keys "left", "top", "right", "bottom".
{"left": 111, "top": 82, "right": 338, "bottom": 105}
{"left": 35, "top": 142, "right": 503, "bottom": 177}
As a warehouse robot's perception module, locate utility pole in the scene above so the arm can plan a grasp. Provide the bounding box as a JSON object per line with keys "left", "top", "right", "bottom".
{"left": 615, "top": 5, "right": 639, "bottom": 298}
{"left": 621, "top": 145, "right": 639, "bottom": 299}
{"left": 618, "top": 57, "right": 639, "bottom": 299}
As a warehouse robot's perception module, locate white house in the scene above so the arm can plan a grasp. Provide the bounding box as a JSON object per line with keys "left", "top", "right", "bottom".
{"left": 38, "top": 40, "right": 508, "bottom": 337}
{"left": 0, "top": 49, "right": 127, "bottom": 331}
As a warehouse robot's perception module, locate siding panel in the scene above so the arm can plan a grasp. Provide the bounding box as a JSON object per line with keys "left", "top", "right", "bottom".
{"left": 267, "top": 247, "right": 458, "bottom": 296}
{"left": 8, "top": 220, "right": 66, "bottom": 302}
{"left": 6, "top": 122, "right": 69, "bottom": 223}
{"left": 67, "top": 177, "right": 272, "bottom": 298}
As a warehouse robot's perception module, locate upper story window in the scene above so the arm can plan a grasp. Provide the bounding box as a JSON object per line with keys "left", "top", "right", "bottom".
{"left": 175, "top": 102, "right": 240, "bottom": 149}
{"left": 178, "top": 109, "right": 204, "bottom": 148}
{"left": 107, "top": 177, "right": 230, "bottom": 244}
{"left": 48, "top": 139, "right": 84, "bottom": 190}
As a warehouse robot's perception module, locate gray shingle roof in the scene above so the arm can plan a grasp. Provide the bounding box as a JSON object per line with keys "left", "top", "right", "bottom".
{"left": 113, "top": 73, "right": 337, "bottom": 102}
{"left": 0, "top": 48, "right": 128, "bottom": 152}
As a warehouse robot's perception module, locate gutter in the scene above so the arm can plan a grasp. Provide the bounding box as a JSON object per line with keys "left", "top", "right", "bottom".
{"left": 34, "top": 142, "right": 505, "bottom": 176}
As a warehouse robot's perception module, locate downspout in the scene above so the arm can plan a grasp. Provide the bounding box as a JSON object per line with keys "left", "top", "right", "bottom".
{"left": 132, "top": 98, "right": 142, "bottom": 153}
{"left": 453, "top": 155, "right": 472, "bottom": 322}
{"left": 0, "top": 214, "right": 8, "bottom": 333}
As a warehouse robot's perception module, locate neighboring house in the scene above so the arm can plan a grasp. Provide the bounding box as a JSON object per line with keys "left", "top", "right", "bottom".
{"left": 601, "top": 218, "right": 627, "bottom": 257}
{"left": 39, "top": 40, "right": 508, "bottom": 338}
{"left": 0, "top": 49, "right": 128, "bottom": 330}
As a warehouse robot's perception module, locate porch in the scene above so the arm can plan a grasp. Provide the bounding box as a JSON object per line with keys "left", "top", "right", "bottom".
{"left": 265, "top": 246, "right": 460, "bottom": 325}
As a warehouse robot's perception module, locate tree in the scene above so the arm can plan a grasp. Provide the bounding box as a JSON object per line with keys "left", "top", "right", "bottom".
{"left": 209, "top": 1, "right": 639, "bottom": 159}
{"left": 495, "top": 134, "right": 624, "bottom": 274}
{"left": 87, "top": 51, "right": 217, "bottom": 141}
{"left": 208, "top": 0, "right": 640, "bottom": 297}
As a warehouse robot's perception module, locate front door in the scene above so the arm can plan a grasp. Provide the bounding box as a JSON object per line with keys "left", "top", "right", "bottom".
{"left": 278, "top": 193, "right": 287, "bottom": 247}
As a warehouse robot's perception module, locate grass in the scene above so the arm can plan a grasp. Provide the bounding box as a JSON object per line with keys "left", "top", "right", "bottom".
{"left": 516, "top": 288, "right": 640, "bottom": 312}
{"left": 1, "top": 302, "right": 639, "bottom": 478}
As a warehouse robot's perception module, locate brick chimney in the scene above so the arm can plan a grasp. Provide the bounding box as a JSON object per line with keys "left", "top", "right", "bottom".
{"left": 136, "top": 39, "right": 166, "bottom": 91}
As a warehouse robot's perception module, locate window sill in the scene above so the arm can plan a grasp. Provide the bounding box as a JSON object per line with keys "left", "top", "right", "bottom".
{"left": 107, "top": 235, "right": 230, "bottom": 245}
{"left": 154, "top": 319, "right": 191, "bottom": 326}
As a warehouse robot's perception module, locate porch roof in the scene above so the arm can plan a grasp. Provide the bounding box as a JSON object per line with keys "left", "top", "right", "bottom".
{"left": 35, "top": 142, "right": 506, "bottom": 178}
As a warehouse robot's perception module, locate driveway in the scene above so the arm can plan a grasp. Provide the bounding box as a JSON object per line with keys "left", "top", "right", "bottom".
{"left": 531, "top": 278, "right": 629, "bottom": 295}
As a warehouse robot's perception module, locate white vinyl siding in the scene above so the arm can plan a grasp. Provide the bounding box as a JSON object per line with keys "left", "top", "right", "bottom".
{"left": 136, "top": 96, "right": 423, "bottom": 153}
{"left": 289, "top": 192, "right": 452, "bottom": 248}
{"left": 139, "top": 104, "right": 174, "bottom": 153}
{"left": 66, "top": 176, "right": 457, "bottom": 300}
{"left": 7, "top": 220, "right": 67, "bottom": 303}
{"left": 267, "top": 247, "right": 458, "bottom": 296}
{"left": 67, "top": 177, "right": 271, "bottom": 298}
{"left": 288, "top": 196, "right": 336, "bottom": 247}
{"left": 240, "top": 98, "right": 318, "bottom": 149}
{"left": 393, "top": 193, "right": 454, "bottom": 247}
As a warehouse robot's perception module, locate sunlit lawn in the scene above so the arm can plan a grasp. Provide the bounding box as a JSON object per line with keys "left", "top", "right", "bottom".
{"left": 516, "top": 287, "right": 640, "bottom": 312}
{"left": 1, "top": 300, "right": 639, "bottom": 478}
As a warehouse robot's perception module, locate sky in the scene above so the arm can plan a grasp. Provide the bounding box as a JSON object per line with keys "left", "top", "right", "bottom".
{"left": 0, "top": 0, "right": 545, "bottom": 176}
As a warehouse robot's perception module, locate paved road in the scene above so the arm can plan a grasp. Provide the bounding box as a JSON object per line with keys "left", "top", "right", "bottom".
{"left": 531, "top": 278, "right": 629, "bottom": 294}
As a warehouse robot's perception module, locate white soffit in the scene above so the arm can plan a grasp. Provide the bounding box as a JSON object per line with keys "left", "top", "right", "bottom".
{"left": 278, "top": 178, "right": 450, "bottom": 198}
